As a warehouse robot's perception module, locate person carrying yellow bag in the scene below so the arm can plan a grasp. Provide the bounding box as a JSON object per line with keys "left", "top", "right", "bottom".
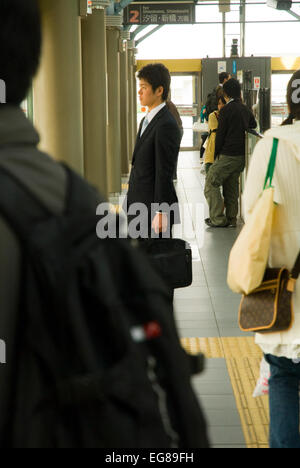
{"left": 227, "top": 69, "right": 300, "bottom": 449}
{"left": 204, "top": 93, "right": 226, "bottom": 175}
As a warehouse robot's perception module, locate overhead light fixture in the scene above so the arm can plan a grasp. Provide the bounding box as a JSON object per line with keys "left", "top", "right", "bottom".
{"left": 267, "top": 0, "right": 292, "bottom": 10}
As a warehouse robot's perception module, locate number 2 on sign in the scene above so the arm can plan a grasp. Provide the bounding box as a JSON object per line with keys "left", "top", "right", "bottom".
{"left": 130, "top": 10, "right": 140, "bottom": 23}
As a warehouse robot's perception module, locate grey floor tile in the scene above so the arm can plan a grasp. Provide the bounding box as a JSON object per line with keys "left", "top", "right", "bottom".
{"left": 193, "top": 381, "right": 233, "bottom": 395}
{"left": 176, "top": 320, "right": 218, "bottom": 329}
{"left": 207, "top": 426, "right": 245, "bottom": 445}
{"left": 205, "top": 278, "right": 228, "bottom": 287}
{"left": 174, "top": 298, "right": 213, "bottom": 312}
{"left": 192, "top": 262, "right": 205, "bottom": 275}
{"left": 204, "top": 358, "right": 227, "bottom": 369}
{"left": 178, "top": 328, "right": 219, "bottom": 338}
{"left": 175, "top": 286, "right": 211, "bottom": 300}
{"left": 211, "top": 296, "right": 241, "bottom": 309}
{"left": 201, "top": 264, "right": 229, "bottom": 275}
{"left": 204, "top": 409, "right": 242, "bottom": 427}
{"left": 218, "top": 327, "right": 249, "bottom": 337}
{"left": 199, "top": 395, "right": 238, "bottom": 410}
{"left": 213, "top": 306, "right": 240, "bottom": 320}
{"left": 190, "top": 277, "right": 208, "bottom": 287}
{"left": 215, "top": 318, "right": 240, "bottom": 327}
{"left": 174, "top": 310, "right": 215, "bottom": 321}
{"left": 200, "top": 250, "right": 230, "bottom": 260}
{"left": 208, "top": 286, "right": 237, "bottom": 297}
{"left": 195, "top": 367, "right": 231, "bottom": 383}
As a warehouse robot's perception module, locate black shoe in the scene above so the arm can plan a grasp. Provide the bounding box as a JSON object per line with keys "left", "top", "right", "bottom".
{"left": 205, "top": 218, "right": 229, "bottom": 228}
{"left": 227, "top": 220, "right": 237, "bottom": 228}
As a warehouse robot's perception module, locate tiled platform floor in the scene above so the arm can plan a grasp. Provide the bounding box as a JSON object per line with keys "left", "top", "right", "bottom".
{"left": 174, "top": 152, "right": 269, "bottom": 448}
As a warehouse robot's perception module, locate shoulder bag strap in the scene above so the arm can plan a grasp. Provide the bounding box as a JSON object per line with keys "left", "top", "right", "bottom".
{"left": 263, "top": 138, "right": 279, "bottom": 190}
{"left": 263, "top": 139, "right": 300, "bottom": 284}
{"left": 291, "top": 251, "right": 300, "bottom": 280}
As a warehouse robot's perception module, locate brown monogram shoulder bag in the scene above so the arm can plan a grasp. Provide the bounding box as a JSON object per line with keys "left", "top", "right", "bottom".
{"left": 239, "top": 252, "right": 300, "bottom": 334}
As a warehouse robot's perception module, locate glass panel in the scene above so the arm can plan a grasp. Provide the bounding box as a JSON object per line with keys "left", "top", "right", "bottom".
{"left": 245, "top": 2, "right": 300, "bottom": 56}
{"left": 171, "top": 76, "right": 193, "bottom": 105}
{"left": 195, "top": 4, "right": 221, "bottom": 22}
{"left": 181, "top": 116, "right": 194, "bottom": 147}
{"left": 136, "top": 23, "right": 222, "bottom": 59}
{"left": 170, "top": 75, "right": 197, "bottom": 148}
{"left": 224, "top": 7, "right": 241, "bottom": 57}
{"left": 271, "top": 73, "right": 292, "bottom": 126}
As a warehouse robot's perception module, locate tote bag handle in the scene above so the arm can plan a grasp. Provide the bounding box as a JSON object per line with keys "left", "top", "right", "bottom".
{"left": 263, "top": 138, "right": 279, "bottom": 190}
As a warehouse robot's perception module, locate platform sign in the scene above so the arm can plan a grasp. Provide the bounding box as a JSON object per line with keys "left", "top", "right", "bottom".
{"left": 232, "top": 60, "right": 237, "bottom": 75}
{"left": 177, "top": 107, "right": 198, "bottom": 117}
{"left": 124, "top": 3, "right": 195, "bottom": 25}
{"left": 254, "top": 77, "right": 261, "bottom": 90}
{"left": 217, "top": 61, "right": 227, "bottom": 74}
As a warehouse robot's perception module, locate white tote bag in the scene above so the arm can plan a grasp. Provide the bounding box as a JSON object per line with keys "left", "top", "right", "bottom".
{"left": 227, "top": 138, "right": 279, "bottom": 295}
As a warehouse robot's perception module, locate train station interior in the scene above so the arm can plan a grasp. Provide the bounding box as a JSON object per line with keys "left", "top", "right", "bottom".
{"left": 3, "top": 0, "right": 300, "bottom": 449}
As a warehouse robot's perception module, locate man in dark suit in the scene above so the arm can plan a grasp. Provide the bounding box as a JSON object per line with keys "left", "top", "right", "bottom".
{"left": 125, "top": 63, "right": 181, "bottom": 238}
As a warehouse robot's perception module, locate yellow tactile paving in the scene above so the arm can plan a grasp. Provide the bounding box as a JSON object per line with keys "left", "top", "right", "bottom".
{"left": 181, "top": 337, "right": 270, "bottom": 448}
{"left": 181, "top": 337, "right": 224, "bottom": 358}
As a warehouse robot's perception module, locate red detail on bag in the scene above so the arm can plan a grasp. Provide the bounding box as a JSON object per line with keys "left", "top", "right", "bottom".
{"left": 143, "top": 321, "right": 162, "bottom": 340}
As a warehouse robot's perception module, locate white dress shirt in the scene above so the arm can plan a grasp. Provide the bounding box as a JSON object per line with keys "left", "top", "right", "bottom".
{"left": 141, "top": 102, "right": 166, "bottom": 136}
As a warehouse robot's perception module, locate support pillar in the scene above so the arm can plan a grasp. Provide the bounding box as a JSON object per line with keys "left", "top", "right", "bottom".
{"left": 240, "top": 0, "right": 246, "bottom": 57}
{"left": 81, "top": 4, "right": 110, "bottom": 197}
{"left": 120, "top": 32, "right": 130, "bottom": 176}
{"left": 133, "top": 48, "right": 138, "bottom": 139}
{"left": 106, "top": 14, "right": 123, "bottom": 194}
{"left": 222, "top": 12, "right": 226, "bottom": 58}
{"left": 34, "top": 0, "right": 84, "bottom": 174}
{"left": 127, "top": 40, "right": 137, "bottom": 162}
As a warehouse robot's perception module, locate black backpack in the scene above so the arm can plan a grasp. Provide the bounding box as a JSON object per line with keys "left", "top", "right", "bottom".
{"left": 0, "top": 164, "right": 209, "bottom": 448}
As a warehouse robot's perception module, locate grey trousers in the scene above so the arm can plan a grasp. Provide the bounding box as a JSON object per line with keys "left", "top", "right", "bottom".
{"left": 204, "top": 155, "right": 245, "bottom": 226}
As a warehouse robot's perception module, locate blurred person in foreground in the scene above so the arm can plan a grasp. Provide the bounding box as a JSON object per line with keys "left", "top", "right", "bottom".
{"left": 0, "top": 0, "right": 210, "bottom": 449}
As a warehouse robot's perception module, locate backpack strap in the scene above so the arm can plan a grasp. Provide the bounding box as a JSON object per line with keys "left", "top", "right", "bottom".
{"left": 61, "top": 163, "right": 103, "bottom": 215}
{"left": 0, "top": 163, "right": 101, "bottom": 238}
{"left": 0, "top": 166, "right": 52, "bottom": 242}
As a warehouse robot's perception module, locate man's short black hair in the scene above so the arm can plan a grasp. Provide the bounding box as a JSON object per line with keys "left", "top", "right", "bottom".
{"left": 218, "top": 72, "right": 230, "bottom": 84}
{"left": 138, "top": 63, "right": 171, "bottom": 102}
{"left": 223, "top": 78, "right": 242, "bottom": 100}
{"left": 0, "top": 0, "right": 42, "bottom": 105}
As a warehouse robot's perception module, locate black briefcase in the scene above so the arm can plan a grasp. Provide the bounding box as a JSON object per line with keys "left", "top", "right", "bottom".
{"left": 138, "top": 238, "right": 193, "bottom": 289}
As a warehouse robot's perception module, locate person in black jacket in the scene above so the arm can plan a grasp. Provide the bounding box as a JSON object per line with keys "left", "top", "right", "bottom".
{"left": 125, "top": 64, "right": 181, "bottom": 238}
{"left": 204, "top": 72, "right": 231, "bottom": 118}
{"left": 204, "top": 78, "right": 257, "bottom": 228}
